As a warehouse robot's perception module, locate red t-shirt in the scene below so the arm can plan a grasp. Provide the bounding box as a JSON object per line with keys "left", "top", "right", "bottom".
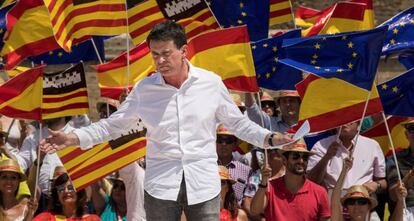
{"left": 265, "top": 176, "right": 330, "bottom": 221}
{"left": 220, "top": 208, "right": 237, "bottom": 221}
{"left": 33, "top": 211, "right": 101, "bottom": 221}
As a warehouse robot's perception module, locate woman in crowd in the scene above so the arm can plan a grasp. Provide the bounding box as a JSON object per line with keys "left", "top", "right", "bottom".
{"left": 0, "top": 159, "right": 35, "bottom": 221}
{"left": 33, "top": 172, "right": 100, "bottom": 221}
{"left": 219, "top": 166, "right": 247, "bottom": 221}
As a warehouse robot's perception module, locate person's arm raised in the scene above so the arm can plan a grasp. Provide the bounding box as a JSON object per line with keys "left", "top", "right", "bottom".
{"left": 40, "top": 129, "right": 80, "bottom": 154}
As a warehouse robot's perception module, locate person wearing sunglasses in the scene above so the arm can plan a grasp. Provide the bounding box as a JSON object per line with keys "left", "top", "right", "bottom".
{"left": 218, "top": 166, "right": 248, "bottom": 221}
{"left": 250, "top": 139, "right": 330, "bottom": 221}
{"left": 33, "top": 172, "right": 100, "bottom": 221}
{"left": 386, "top": 118, "right": 414, "bottom": 219}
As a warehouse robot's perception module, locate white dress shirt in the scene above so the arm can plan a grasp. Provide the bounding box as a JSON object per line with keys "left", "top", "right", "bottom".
{"left": 74, "top": 63, "right": 271, "bottom": 205}
{"left": 307, "top": 134, "right": 386, "bottom": 189}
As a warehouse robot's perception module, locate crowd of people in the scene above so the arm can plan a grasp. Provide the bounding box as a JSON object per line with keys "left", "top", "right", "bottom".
{"left": 0, "top": 20, "right": 412, "bottom": 221}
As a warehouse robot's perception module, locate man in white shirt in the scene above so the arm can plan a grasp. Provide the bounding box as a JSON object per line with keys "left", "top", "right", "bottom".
{"left": 40, "top": 21, "right": 290, "bottom": 221}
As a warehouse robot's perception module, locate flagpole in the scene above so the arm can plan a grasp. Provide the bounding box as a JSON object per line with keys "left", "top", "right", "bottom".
{"left": 255, "top": 92, "right": 268, "bottom": 166}
{"left": 34, "top": 122, "right": 42, "bottom": 201}
{"left": 288, "top": 0, "right": 297, "bottom": 29}
{"left": 381, "top": 111, "right": 406, "bottom": 208}
{"left": 91, "top": 38, "right": 104, "bottom": 64}
{"left": 203, "top": 0, "right": 222, "bottom": 28}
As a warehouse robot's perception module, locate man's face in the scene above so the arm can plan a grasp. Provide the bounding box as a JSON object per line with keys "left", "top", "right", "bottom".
{"left": 405, "top": 123, "right": 414, "bottom": 146}
{"left": 216, "top": 135, "right": 237, "bottom": 158}
{"left": 279, "top": 97, "right": 300, "bottom": 118}
{"left": 149, "top": 40, "right": 187, "bottom": 78}
{"left": 261, "top": 101, "right": 276, "bottom": 117}
{"left": 284, "top": 151, "right": 310, "bottom": 176}
{"left": 340, "top": 121, "right": 359, "bottom": 139}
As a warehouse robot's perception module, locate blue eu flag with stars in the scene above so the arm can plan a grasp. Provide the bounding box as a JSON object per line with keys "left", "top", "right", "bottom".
{"left": 209, "top": 0, "right": 269, "bottom": 41}
{"left": 251, "top": 29, "right": 303, "bottom": 91}
{"left": 280, "top": 26, "right": 387, "bottom": 91}
{"left": 29, "top": 37, "right": 105, "bottom": 65}
{"left": 378, "top": 68, "right": 414, "bottom": 117}
{"left": 380, "top": 6, "right": 414, "bottom": 56}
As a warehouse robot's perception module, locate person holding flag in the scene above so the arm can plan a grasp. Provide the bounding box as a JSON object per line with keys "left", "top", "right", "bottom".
{"left": 40, "top": 20, "right": 291, "bottom": 221}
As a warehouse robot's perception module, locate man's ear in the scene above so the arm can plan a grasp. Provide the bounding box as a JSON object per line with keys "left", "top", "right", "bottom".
{"left": 181, "top": 44, "right": 188, "bottom": 59}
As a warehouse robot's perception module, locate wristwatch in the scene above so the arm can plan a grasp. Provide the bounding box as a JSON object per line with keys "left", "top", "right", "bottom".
{"left": 259, "top": 182, "right": 268, "bottom": 188}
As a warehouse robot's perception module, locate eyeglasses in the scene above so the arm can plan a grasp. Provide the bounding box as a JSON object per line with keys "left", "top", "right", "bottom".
{"left": 406, "top": 126, "right": 414, "bottom": 134}
{"left": 56, "top": 184, "right": 75, "bottom": 193}
{"left": 216, "top": 136, "right": 237, "bottom": 144}
{"left": 290, "top": 152, "right": 310, "bottom": 161}
{"left": 345, "top": 198, "right": 369, "bottom": 206}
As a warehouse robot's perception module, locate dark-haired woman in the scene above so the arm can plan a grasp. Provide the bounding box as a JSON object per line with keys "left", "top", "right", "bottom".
{"left": 33, "top": 173, "right": 100, "bottom": 221}
{"left": 219, "top": 166, "right": 247, "bottom": 221}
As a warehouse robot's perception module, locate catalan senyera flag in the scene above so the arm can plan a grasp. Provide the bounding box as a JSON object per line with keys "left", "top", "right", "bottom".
{"left": 302, "top": 2, "right": 366, "bottom": 37}
{"left": 187, "top": 26, "right": 258, "bottom": 92}
{"left": 269, "top": 0, "right": 293, "bottom": 26}
{"left": 362, "top": 116, "right": 409, "bottom": 155}
{"left": 128, "top": 0, "right": 218, "bottom": 45}
{"left": 350, "top": 0, "right": 374, "bottom": 29}
{"left": 43, "top": 0, "right": 127, "bottom": 51}
{"left": 57, "top": 125, "right": 146, "bottom": 190}
{"left": 0, "top": 66, "right": 43, "bottom": 120}
{"left": 42, "top": 63, "right": 89, "bottom": 119}
{"left": 94, "top": 42, "right": 155, "bottom": 100}
{"left": 295, "top": 5, "right": 322, "bottom": 28}
{"left": 1, "top": 0, "right": 61, "bottom": 70}
{"left": 296, "top": 74, "right": 383, "bottom": 133}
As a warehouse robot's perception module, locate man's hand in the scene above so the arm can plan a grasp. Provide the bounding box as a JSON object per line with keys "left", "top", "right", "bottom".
{"left": 363, "top": 181, "right": 379, "bottom": 194}
{"left": 343, "top": 157, "right": 353, "bottom": 171}
{"left": 40, "top": 129, "right": 79, "bottom": 154}
{"left": 271, "top": 133, "right": 293, "bottom": 146}
{"left": 260, "top": 164, "right": 272, "bottom": 184}
{"left": 395, "top": 181, "right": 407, "bottom": 202}
{"left": 324, "top": 141, "right": 340, "bottom": 160}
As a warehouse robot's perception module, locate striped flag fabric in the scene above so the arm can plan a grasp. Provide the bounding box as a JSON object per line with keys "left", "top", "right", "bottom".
{"left": 42, "top": 63, "right": 89, "bottom": 119}
{"left": 362, "top": 116, "right": 409, "bottom": 155}
{"left": 296, "top": 74, "right": 383, "bottom": 133}
{"left": 128, "top": 0, "right": 218, "bottom": 45}
{"left": 43, "top": 0, "right": 127, "bottom": 51}
{"left": 6, "top": 66, "right": 30, "bottom": 77}
{"left": 57, "top": 123, "right": 146, "bottom": 190}
{"left": 351, "top": 0, "right": 374, "bottom": 29}
{"left": 302, "top": 2, "right": 366, "bottom": 37}
{"left": 0, "top": 66, "right": 43, "bottom": 120}
{"left": 269, "top": 0, "right": 294, "bottom": 26}
{"left": 187, "top": 26, "right": 258, "bottom": 92}
{"left": 294, "top": 5, "right": 322, "bottom": 28}
{"left": 1, "top": 0, "right": 62, "bottom": 70}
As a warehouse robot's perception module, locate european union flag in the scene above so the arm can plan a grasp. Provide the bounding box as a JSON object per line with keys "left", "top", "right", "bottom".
{"left": 378, "top": 68, "right": 414, "bottom": 117}
{"left": 399, "top": 54, "right": 414, "bottom": 69}
{"left": 29, "top": 37, "right": 105, "bottom": 65}
{"left": 380, "top": 6, "right": 414, "bottom": 56}
{"left": 209, "top": 0, "right": 269, "bottom": 41}
{"left": 280, "top": 26, "right": 387, "bottom": 91}
{"left": 251, "top": 29, "right": 303, "bottom": 91}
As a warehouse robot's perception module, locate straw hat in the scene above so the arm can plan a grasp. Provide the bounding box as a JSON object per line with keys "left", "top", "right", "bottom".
{"left": 218, "top": 166, "right": 236, "bottom": 184}
{"left": 51, "top": 166, "right": 67, "bottom": 180}
{"left": 402, "top": 117, "right": 414, "bottom": 127}
{"left": 341, "top": 185, "right": 378, "bottom": 209}
{"left": 0, "top": 159, "right": 26, "bottom": 181}
{"left": 216, "top": 124, "right": 233, "bottom": 136}
{"left": 277, "top": 138, "right": 313, "bottom": 154}
{"left": 260, "top": 91, "right": 274, "bottom": 102}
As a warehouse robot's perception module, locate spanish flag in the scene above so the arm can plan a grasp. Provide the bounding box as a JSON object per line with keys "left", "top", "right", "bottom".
{"left": 0, "top": 66, "right": 43, "bottom": 120}
{"left": 295, "top": 5, "right": 322, "bottom": 28}
{"left": 362, "top": 116, "right": 409, "bottom": 155}
{"left": 42, "top": 63, "right": 89, "bottom": 119}
{"left": 58, "top": 127, "right": 146, "bottom": 190}
{"left": 187, "top": 26, "right": 258, "bottom": 92}
{"left": 302, "top": 2, "right": 366, "bottom": 37}
{"left": 128, "top": 0, "right": 218, "bottom": 45}
{"left": 43, "top": 0, "right": 127, "bottom": 51}
{"left": 269, "top": 0, "right": 293, "bottom": 25}
{"left": 296, "top": 74, "right": 383, "bottom": 132}
{"left": 351, "top": 0, "right": 374, "bottom": 29}
{"left": 1, "top": 0, "right": 60, "bottom": 70}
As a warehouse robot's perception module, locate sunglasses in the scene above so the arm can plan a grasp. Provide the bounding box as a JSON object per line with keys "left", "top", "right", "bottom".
{"left": 56, "top": 184, "right": 75, "bottom": 193}
{"left": 290, "top": 152, "right": 310, "bottom": 161}
{"left": 345, "top": 198, "right": 369, "bottom": 206}
{"left": 216, "top": 136, "right": 237, "bottom": 144}
{"left": 261, "top": 101, "right": 275, "bottom": 108}
{"left": 406, "top": 126, "right": 414, "bottom": 134}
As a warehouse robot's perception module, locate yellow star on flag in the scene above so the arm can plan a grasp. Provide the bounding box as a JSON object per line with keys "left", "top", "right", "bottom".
{"left": 263, "top": 43, "right": 268, "bottom": 48}
{"left": 347, "top": 63, "right": 353, "bottom": 69}
{"left": 237, "top": 20, "right": 243, "bottom": 24}
{"left": 49, "top": 51, "right": 54, "bottom": 56}
{"left": 347, "top": 42, "right": 354, "bottom": 48}
{"left": 58, "top": 52, "right": 64, "bottom": 57}
{"left": 315, "top": 66, "right": 320, "bottom": 70}
{"left": 239, "top": 2, "right": 243, "bottom": 8}
{"left": 399, "top": 22, "right": 406, "bottom": 27}
{"left": 314, "top": 43, "right": 321, "bottom": 49}
{"left": 392, "top": 86, "right": 398, "bottom": 93}
{"left": 337, "top": 69, "right": 343, "bottom": 73}
{"left": 341, "top": 36, "right": 347, "bottom": 40}
{"left": 312, "top": 54, "right": 318, "bottom": 59}
{"left": 311, "top": 60, "right": 317, "bottom": 64}
{"left": 393, "top": 28, "right": 399, "bottom": 34}
{"left": 352, "top": 52, "right": 358, "bottom": 58}
{"left": 241, "top": 12, "right": 246, "bottom": 17}
{"left": 381, "top": 84, "right": 388, "bottom": 90}
{"left": 272, "top": 47, "right": 277, "bottom": 52}
{"left": 252, "top": 45, "right": 256, "bottom": 49}
{"left": 272, "top": 67, "right": 276, "bottom": 72}
{"left": 390, "top": 39, "right": 396, "bottom": 45}
{"left": 266, "top": 73, "right": 271, "bottom": 78}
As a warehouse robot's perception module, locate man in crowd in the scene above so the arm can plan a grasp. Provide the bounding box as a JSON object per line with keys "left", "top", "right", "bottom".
{"left": 250, "top": 139, "right": 330, "bottom": 220}
{"left": 40, "top": 21, "right": 290, "bottom": 221}
{"left": 386, "top": 118, "right": 414, "bottom": 217}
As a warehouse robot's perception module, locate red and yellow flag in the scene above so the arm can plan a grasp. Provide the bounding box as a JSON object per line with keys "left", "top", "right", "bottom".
{"left": 295, "top": 5, "right": 322, "bottom": 28}
{"left": 187, "top": 26, "right": 258, "bottom": 92}
{"left": 1, "top": 0, "right": 60, "bottom": 70}
{"left": 58, "top": 129, "right": 146, "bottom": 190}
{"left": 302, "top": 2, "right": 366, "bottom": 37}
{"left": 43, "top": 0, "right": 127, "bottom": 51}
{"left": 42, "top": 63, "right": 89, "bottom": 119}
{"left": 269, "top": 0, "right": 293, "bottom": 25}
{"left": 351, "top": 0, "right": 374, "bottom": 29}
{"left": 128, "top": 0, "right": 218, "bottom": 45}
{"left": 362, "top": 116, "right": 409, "bottom": 156}
{"left": 0, "top": 66, "right": 43, "bottom": 120}
{"left": 296, "top": 74, "right": 383, "bottom": 133}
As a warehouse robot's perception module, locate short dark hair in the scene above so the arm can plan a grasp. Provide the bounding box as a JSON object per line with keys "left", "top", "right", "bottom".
{"left": 50, "top": 173, "right": 87, "bottom": 218}
{"left": 146, "top": 20, "right": 187, "bottom": 49}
